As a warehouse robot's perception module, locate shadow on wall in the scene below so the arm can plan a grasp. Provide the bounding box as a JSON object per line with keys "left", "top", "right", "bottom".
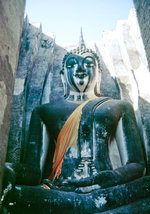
{"left": 139, "top": 97, "right": 150, "bottom": 174}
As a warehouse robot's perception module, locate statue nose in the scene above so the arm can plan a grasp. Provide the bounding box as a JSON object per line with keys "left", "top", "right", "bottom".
{"left": 76, "top": 64, "right": 84, "bottom": 73}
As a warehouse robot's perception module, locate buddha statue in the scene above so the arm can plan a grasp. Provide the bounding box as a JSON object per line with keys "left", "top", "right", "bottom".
{"left": 2, "top": 40, "right": 150, "bottom": 214}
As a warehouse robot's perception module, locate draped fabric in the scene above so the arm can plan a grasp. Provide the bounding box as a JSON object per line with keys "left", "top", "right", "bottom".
{"left": 48, "top": 96, "right": 97, "bottom": 181}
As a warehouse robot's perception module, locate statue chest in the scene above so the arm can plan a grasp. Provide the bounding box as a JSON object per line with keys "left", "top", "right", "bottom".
{"left": 57, "top": 118, "right": 112, "bottom": 182}
{"left": 59, "top": 143, "right": 98, "bottom": 181}
{"left": 51, "top": 99, "right": 122, "bottom": 183}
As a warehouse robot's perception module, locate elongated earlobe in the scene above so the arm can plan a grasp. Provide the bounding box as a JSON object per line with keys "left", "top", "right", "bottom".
{"left": 95, "top": 72, "right": 101, "bottom": 96}
{"left": 60, "top": 73, "right": 68, "bottom": 98}
{"left": 94, "top": 81, "right": 100, "bottom": 96}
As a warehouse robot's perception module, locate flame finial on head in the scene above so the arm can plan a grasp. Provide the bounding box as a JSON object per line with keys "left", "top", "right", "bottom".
{"left": 78, "top": 27, "right": 86, "bottom": 50}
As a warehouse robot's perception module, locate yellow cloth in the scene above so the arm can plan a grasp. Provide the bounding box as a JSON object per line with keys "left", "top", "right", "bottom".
{"left": 48, "top": 96, "right": 97, "bottom": 181}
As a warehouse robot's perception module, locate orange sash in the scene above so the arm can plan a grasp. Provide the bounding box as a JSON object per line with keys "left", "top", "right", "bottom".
{"left": 48, "top": 96, "right": 97, "bottom": 181}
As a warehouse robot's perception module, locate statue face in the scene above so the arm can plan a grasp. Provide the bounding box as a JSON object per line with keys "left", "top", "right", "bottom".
{"left": 64, "top": 53, "right": 98, "bottom": 92}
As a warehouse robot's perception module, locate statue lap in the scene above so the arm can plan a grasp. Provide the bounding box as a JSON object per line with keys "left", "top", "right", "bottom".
{"left": 4, "top": 176, "right": 150, "bottom": 213}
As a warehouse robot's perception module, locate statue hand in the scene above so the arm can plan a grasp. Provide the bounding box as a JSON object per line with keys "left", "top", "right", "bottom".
{"left": 94, "top": 164, "right": 144, "bottom": 188}
{"left": 3, "top": 163, "right": 16, "bottom": 191}
{"left": 61, "top": 179, "right": 72, "bottom": 186}
{"left": 62, "top": 176, "right": 95, "bottom": 187}
{"left": 42, "top": 179, "right": 58, "bottom": 190}
{"left": 61, "top": 178, "right": 80, "bottom": 186}
{"left": 62, "top": 171, "right": 119, "bottom": 188}
{"left": 94, "top": 170, "right": 119, "bottom": 188}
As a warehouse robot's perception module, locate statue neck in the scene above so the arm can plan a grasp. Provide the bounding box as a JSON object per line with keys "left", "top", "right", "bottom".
{"left": 66, "top": 90, "right": 96, "bottom": 103}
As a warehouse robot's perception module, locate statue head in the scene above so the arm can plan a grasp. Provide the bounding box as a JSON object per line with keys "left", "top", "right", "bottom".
{"left": 60, "top": 43, "right": 102, "bottom": 99}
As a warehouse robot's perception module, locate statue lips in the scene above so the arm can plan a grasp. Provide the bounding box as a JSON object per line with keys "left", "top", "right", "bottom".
{"left": 74, "top": 72, "right": 88, "bottom": 79}
{"left": 74, "top": 72, "right": 88, "bottom": 86}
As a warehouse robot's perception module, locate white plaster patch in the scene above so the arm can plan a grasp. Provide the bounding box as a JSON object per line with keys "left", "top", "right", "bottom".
{"left": 69, "top": 147, "right": 77, "bottom": 158}
{"left": 15, "top": 186, "right": 21, "bottom": 191}
{"left": 9, "top": 202, "right": 16, "bottom": 206}
{"left": 75, "top": 184, "right": 100, "bottom": 193}
{"left": 0, "top": 81, "right": 7, "bottom": 128}
{"left": 14, "top": 78, "right": 25, "bottom": 95}
{"left": 94, "top": 196, "right": 107, "bottom": 208}
{"left": 102, "top": 130, "right": 107, "bottom": 138}
{"left": 67, "top": 176, "right": 72, "bottom": 180}
{"left": 81, "top": 141, "right": 91, "bottom": 157}
{"left": 30, "top": 141, "right": 36, "bottom": 145}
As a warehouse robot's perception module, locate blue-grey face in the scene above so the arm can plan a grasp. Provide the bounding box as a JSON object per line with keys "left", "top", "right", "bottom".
{"left": 65, "top": 54, "right": 97, "bottom": 92}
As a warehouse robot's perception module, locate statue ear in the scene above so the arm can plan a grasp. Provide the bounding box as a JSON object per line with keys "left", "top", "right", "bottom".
{"left": 60, "top": 70, "right": 68, "bottom": 98}
{"left": 94, "top": 81, "right": 100, "bottom": 96}
{"left": 95, "top": 72, "right": 101, "bottom": 96}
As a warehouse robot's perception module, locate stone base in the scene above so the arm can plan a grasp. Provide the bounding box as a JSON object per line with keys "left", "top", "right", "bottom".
{"left": 3, "top": 176, "right": 150, "bottom": 214}
{"left": 100, "top": 198, "right": 150, "bottom": 214}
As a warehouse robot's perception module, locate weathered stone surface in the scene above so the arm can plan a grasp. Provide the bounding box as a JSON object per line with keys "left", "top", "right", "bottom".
{"left": 97, "top": 9, "right": 150, "bottom": 173}
{"left": 7, "top": 9, "right": 150, "bottom": 175}
{"left": 133, "top": 0, "right": 150, "bottom": 70}
{"left": 7, "top": 18, "right": 56, "bottom": 163}
{"left": 0, "top": 0, "right": 25, "bottom": 195}
{"left": 4, "top": 7, "right": 150, "bottom": 214}
{"left": 4, "top": 176, "right": 150, "bottom": 213}
{"left": 133, "top": 0, "right": 150, "bottom": 174}
{"left": 100, "top": 198, "right": 150, "bottom": 214}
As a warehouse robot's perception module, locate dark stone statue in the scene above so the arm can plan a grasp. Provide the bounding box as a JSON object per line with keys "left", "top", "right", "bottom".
{"left": 2, "top": 42, "right": 150, "bottom": 213}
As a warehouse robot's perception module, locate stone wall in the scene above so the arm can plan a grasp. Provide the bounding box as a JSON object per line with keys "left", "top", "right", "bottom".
{"left": 94, "top": 9, "right": 150, "bottom": 173}
{"left": 133, "top": 0, "right": 150, "bottom": 70}
{"left": 6, "top": 17, "right": 67, "bottom": 164}
{"left": 0, "top": 0, "right": 25, "bottom": 195}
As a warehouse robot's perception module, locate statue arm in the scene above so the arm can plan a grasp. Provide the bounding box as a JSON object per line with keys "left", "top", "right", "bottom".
{"left": 23, "top": 106, "right": 43, "bottom": 167}
{"left": 96, "top": 102, "right": 145, "bottom": 187}
{"left": 91, "top": 101, "right": 145, "bottom": 188}
{"left": 4, "top": 106, "right": 43, "bottom": 187}
{"left": 115, "top": 101, "right": 145, "bottom": 172}
{"left": 116, "top": 101, "right": 145, "bottom": 165}
{"left": 62, "top": 162, "right": 144, "bottom": 189}
{"left": 19, "top": 106, "right": 43, "bottom": 184}
{"left": 63, "top": 101, "right": 145, "bottom": 189}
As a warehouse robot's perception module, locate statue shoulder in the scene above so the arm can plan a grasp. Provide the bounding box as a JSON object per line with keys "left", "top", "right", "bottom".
{"left": 95, "top": 98, "right": 135, "bottom": 116}
{"left": 112, "top": 99, "right": 135, "bottom": 115}
{"left": 119, "top": 99, "right": 134, "bottom": 110}
{"left": 107, "top": 98, "right": 133, "bottom": 108}
{"left": 33, "top": 98, "right": 66, "bottom": 111}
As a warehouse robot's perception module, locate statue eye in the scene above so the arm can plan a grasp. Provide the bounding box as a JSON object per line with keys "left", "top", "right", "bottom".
{"left": 66, "top": 58, "right": 78, "bottom": 69}
{"left": 67, "top": 63, "right": 77, "bottom": 68}
{"left": 83, "top": 56, "right": 96, "bottom": 69}
{"left": 66, "top": 65, "right": 72, "bottom": 68}
{"left": 84, "top": 63, "right": 95, "bottom": 68}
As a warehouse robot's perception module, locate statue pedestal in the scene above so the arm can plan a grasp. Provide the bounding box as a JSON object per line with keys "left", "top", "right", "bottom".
{"left": 4, "top": 176, "right": 150, "bottom": 214}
